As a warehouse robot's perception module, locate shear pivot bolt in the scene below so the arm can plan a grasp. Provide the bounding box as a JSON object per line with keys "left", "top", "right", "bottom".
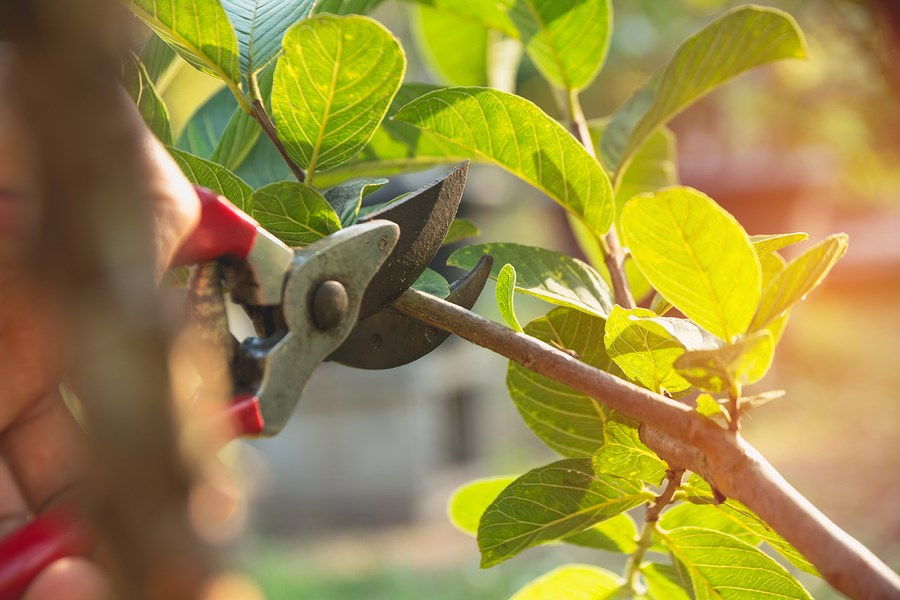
{"left": 312, "top": 280, "right": 349, "bottom": 330}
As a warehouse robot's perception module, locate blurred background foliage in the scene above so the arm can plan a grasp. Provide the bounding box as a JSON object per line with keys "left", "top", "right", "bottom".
{"left": 156, "top": 0, "right": 900, "bottom": 597}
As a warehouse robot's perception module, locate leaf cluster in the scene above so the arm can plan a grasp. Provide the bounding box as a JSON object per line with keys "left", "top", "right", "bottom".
{"left": 125, "top": 1, "right": 848, "bottom": 597}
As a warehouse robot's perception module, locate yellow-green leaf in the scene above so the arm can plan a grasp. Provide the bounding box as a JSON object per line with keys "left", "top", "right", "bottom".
{"left": 478, "top": 459, "right": 650, "bottom": 568}
{"left": 395, "top": 87, "right": 615, "bottom": 238}
{"left": 313, "top": 0, "right": 386, "bottom": 15}
{"left": 250, "top": 182, "right": 341, "bottom": 246}
{"left": 674, "top": 330, "right": 775, "bottom": 394}
{"left": 662, "top": 527, "right": 813, "bottom": 599}
{"left": 751, "top": 232, "right": 808, "bottom": 256}
{"left": 443, "top": 218, "right": 480, "bottom": 246}
{"left": 125, "top": 55, "right": 173, "bottom": 145}
{"left": 603, "top": 306, "right": 693, "bottom": 394}
{"left": 414, "top": 5, "right": 489, "bottom": 87}
{"left": 601, "top": 6, "right": 806, "bottom": 175}
{"left": 128, "top": 0, "right": 242, "bottom": 88}
{"left": 680, "top": 474, "right": 818, "bottom": 575}
{"left": 509, "top": 564, "right": 621, "bottom": 600}
{"left": 448, "top": 476, "right": 639, "bottom": 554}
{"left": 507, "top": 308, "right": 622, "bottom": 457}
{"left": 272, "top": 15, "right": 406, "bottom": 174}
{"left": 621, "top": 187, "right": 760, "bottom": 341}
{"left": 168, "top": 148, "right": 252, "bottom": 212}
{"left": 496, "top": 264, "right": 524, "bottom": 332}
{"left": 449, "top": 243, "right": 614, "bottom": 318}
{"left": 507, "top": 0, "right": 611, "bottom": 91}
{"left": 750, "top": 234, "right": 849, "bottom": 331}
{"left": 592, "top": 412, "right": 668, "bottom": 484}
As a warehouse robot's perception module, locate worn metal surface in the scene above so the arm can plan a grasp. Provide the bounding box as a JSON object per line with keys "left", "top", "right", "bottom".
{"left": 233, "top": 221, "right": 399, "bottom": 435}
{"left": 355, "top": 160, "right": 469, "bottom": 320}
{"left": 329, "top": 255, "right": 493, "bottom": 370}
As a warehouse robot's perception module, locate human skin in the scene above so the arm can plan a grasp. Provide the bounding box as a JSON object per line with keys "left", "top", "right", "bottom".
{"left": 0, "top": 46, "right": 200, "bottom": 599}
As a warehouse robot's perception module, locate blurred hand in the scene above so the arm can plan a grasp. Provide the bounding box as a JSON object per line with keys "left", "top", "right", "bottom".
{"left": 0, "top": 46, "right": 200, "bottom": 599}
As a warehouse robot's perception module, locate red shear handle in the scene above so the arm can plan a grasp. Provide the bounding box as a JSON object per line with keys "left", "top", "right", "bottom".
{"left": 0, "top": 395, "right": 263, "bottom": 599}
{"left": 171, "top": 187, "right": 260, "bottom": 267}
{"left": 0, "top": 503, "right": 95, "bottom": 600}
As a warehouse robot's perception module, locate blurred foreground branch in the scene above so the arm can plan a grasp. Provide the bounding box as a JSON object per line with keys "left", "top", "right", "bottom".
{"left": 394, "top": 287, "right": 900, "bottom": 600}
{"left": 7, "top": 1, "right": 214, "bottom": 597}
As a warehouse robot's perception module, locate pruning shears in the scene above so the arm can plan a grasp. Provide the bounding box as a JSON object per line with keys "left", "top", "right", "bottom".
{"left": 0, "top": 161, "right": 492, "bottom": 599}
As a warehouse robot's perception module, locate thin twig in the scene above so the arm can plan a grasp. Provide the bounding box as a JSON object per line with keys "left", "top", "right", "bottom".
{"left": 249, "top": 100, "right": 306, "bottom": 183}
{"left": 621, "top": 469, "right": 684, "bottom": 593}
{"left": 392, "top": 288, "right": 900, "bottom": 600}
{"left": 566, "top": 90, "right": 636, "bottom": 309}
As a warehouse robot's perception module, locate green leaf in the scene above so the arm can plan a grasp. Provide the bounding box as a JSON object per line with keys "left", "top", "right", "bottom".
{"left": 695, "top": 393, "right": 725, "bottom": 419}
{"left": 448, "top": 476, "right": 515, "bottom": 536}
{"left": 124, "top": 55, "right": 173, "bottom": 145}
{"left": 750, "top": 234, "right": 849, "bottom": 331}
{"left": 508, "top": 0, "right": 611, "bottom": 91}
{"left": 661, "top": 527, "right": 812, "bottom": 599}
{"left": 621, "top": 187, "right": 761, "bottom": 341}
{"left": 395, "top": 87, "right": 615, "bottom": 237}
{"left": 139, "top": 34, "right": 178, "bottom": 87}
{"left": 129, "top": 0, "right": 242, "bottom": 88}
{"left": 674, "top": 330, "right": 775, "bottom": 394}
{"left": 221, "top": 0, "right": 316, "bottom": 77}
{"left": 448, "top": 476, "right": 638, "bottom": 553}
{"left": 313, "top": 0, "right": 385, "bottom": 15}
{"left": 404, "top": 0, "right": 518, "bottom": 36}
{"left": 449, "top": 243, "right": 614, "bottom": 319}
{"left": 661, "top": 503, "right": 760, "bottom": 545}
{"left": 591, "top": 120, "right": 678, "bottom": 219}
{"left": 234, "top": 134, "right": 293, "bottom": 188}
{"left": 509, "top": 564, "right": 621, "bottom": 600}
{"left": 603, "top": 306, "right": 692, "bottom": 394}
{"left": 593, "top": 412, "right": 668, "bottom": 484}
{"left": 177, "top": 87, "right": 239, "bottom": 159}
{"left": 411, "top": 268, "right": 450, "bottom": 298}
{"left": 601, "top": 6, "right": 806, "bottom": 174}
{"left": 272, "top": 15, "right": 406, "bottom": 174}
{"left": 642, "top": 563, "right": 692, "bottom": 600}
{"left": 681, "top": 474, "right": 818, "bottom": 575}
{"left": 322, "top": 178, "right": 387, "bottom": 226}
{"left": 562, "top": 512, "right": 638, "bottom": 554}
{"left": 414, "top": 5, "right": 488, "bottom": 87}
{"left": 443, "top": 218, "right": 480, "bottom": 246}
{"left": 759, "top": 251, "right": 787, "bottom": 289}
{"left": 496, "top": 264, "right": 524, "bottom": 332}
{"left": 478, "top": 459, "right": 650, "bottom": 567}
{"left": 313, "top": 83, "right": 470, "bottom": 186}
{"left": 168, "top": 148, "right": 253, "bottom": 212}
{"left": 506, "top": 308, "right": 622, "bottom": 457}
{"left": 751, "top": 232, "right": 808, "bottom": 256}
{"left": 250, "top": 182, "right": 341, "bottom": 246}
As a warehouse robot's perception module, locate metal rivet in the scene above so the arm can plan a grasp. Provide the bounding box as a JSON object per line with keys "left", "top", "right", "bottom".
{"left": 311, "top": 280, "right": 349, "bottom": 330}
{"left": 370, "top": 333, "right": 383, "bottom": 349}
{"left": 378, "top": 236, "right": 390, "bottom": 252}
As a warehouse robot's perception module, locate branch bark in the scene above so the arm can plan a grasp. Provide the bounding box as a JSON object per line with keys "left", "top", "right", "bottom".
{"left": 393, "top": 288, "right": 900, "bottom": 600}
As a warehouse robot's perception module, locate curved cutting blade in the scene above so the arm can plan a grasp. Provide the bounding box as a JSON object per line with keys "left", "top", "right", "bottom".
{"left": 356, "top": 160, "right": 469, "bottom": 319}
{"left": 329, "top": 255, "right": 493, "bottom": 369}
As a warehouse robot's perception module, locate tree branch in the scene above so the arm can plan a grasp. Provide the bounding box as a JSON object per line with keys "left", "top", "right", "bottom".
{"left": 393, "top": 288, "right": 900, "bottom": 600}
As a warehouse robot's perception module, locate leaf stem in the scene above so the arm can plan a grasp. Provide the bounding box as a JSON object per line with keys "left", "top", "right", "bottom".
{"left": 245, "top": 71, "right": 306, "bottom": 182}
{"left": 621, "top": 470, "right": 684, "bottom": 594}
{"left": 247, "top": 93, "right": 307, "bottom": 183}
{"left": 566, "top": 90, "right": 636, "bottom": 309}
{"left": 727, "top": 381, "right": 743, "bottom": 432}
